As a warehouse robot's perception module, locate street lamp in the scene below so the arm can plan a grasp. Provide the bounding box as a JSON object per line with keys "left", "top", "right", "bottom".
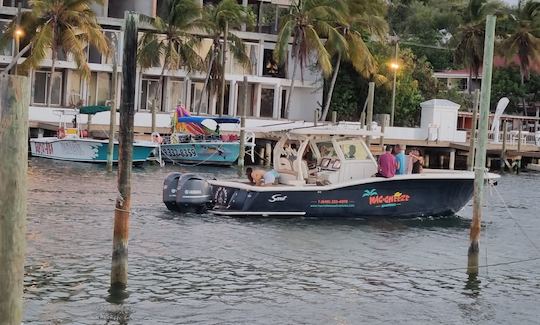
{"left": 389, "top": 41, "right": 399, "bottom": 127}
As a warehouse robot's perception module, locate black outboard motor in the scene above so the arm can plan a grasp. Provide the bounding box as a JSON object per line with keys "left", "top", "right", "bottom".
{"left": 163, "top": 173, "right": 213, "bottom": 213}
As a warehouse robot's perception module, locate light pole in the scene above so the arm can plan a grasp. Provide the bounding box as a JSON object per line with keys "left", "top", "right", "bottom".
{"left": 390, "top": 40, "right": 399, "bottom": 127}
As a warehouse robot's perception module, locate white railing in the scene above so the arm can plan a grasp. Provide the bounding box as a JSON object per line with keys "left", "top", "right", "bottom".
{"left": 485, "top": 130, "right": 540, "bottom": 146}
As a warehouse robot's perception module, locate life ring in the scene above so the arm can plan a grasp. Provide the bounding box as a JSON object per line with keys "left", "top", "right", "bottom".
{"left": 151, "top": 132, "right": 163, "bottom": 144}
{"left": 58, "top": 127, "right": 65, "bottom": 139}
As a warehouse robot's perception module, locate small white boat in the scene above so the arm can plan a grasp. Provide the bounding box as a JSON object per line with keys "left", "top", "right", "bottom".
{"left": 30, "top": 107, "right": 157, "bottom": 163}
{"left": 527, "top": 163, "right": 540, "bottom": 172}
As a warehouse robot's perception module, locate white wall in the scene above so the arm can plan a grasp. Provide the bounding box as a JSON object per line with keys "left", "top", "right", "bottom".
{"left": 287, "top": 86, "right": 323, "bottom": 121}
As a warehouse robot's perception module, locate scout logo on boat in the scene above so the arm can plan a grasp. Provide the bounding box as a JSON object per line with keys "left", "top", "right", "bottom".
{"left": 363, "top": 189, "right": 411, "bottom": 208}
{"left": 268, "top": 194, "right": 287, "bottom": 203}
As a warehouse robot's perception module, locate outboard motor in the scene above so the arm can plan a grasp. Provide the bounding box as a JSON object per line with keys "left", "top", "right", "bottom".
{"left": 163, "top": 173, "right": 213, "bottom": 213}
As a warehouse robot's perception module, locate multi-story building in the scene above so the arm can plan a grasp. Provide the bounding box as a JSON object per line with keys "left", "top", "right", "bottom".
{"left": 0, "top": 0, "right": 323, "bottom": 131}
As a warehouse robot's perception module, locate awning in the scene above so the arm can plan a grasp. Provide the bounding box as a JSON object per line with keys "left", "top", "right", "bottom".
{"left": 79, "top": 105, "right": 111, "bottom": 115}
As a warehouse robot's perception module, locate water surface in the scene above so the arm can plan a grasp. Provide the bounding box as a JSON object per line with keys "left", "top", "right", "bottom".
{"left": 25, "top": 158, "right": 540, "bottom": 324}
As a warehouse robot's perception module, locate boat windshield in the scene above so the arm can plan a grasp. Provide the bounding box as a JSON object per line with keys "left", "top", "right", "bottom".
{"left": 338, "top": 140, "right": 370, "bottom": 160}
{"left": 316, "top": 141, "right": 337, "bottom": 158}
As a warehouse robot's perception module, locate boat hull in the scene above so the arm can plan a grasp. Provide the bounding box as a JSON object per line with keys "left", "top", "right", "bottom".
{"left": 160, "top": 142, "right": 240, "bottom": 165}
{"left": 209, "top": 177, "right": 476, "bottom": 218}
{"left": 30, "top": 137, "right": 156, "bottom": 163}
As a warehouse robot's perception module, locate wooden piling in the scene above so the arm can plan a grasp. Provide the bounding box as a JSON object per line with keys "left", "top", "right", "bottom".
{"left": 106, "top": 34, "right": 119, "bottom": 172}
{"left": 265, "top": 142, "right": 272, "bottom": 168}
{"left": 449, "top": 149, "right": 456, "bottom": 170}
{"left": 0, "top": 75, "right": 30, "bottom": 324}
{"left": 366, "top": 82, "right": 374, "bottom": 145}
{"left": 331, "top": 111, "right": 337, "bottom": 124}
{"left": 467, "top": 89, "right": 480, "bottom": 171}
{"left": 111, "top": 13, "right": 137, "bottom": 292}
{"left": 501, "top": 119, "right": 507, "bottom": 172}
{"left": 469, "top": 15, "right": 496, "bottom": 275}
{"left": 237, "top": 76, "right": 247, "bottom": 176}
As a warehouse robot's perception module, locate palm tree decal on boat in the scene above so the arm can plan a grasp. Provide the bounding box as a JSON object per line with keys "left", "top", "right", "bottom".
{"left": 362, "top": 189, "right": 378, "bottom": 197}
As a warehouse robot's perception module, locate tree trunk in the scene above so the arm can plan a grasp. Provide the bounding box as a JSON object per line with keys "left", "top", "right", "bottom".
{"left": 520, "top": 70, "right": 528, "bottom": 117}
{"left": 153, "top": 53, "right": 168, "bottom": 133}
{"left": 219, "top": 21, "right": 229, "bottom": 117}
{"left": 284, "top": 46, "right": 301, "bottom": 119}
{"left": 197, "top": 49, "right": 216, "bottom": 115}
{"left": 321, "top": 53, "right": 341, "bottom": 121}
{"left": 47, "top": 49, "right": 57, "bottom": 107}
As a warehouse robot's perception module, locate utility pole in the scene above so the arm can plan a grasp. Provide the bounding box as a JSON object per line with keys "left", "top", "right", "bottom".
{"left": 110, "top": 12, "right": 137, "bottom": 294}
{"left": 467, "top": 89, "right": 480, "bottom": 170}
{"left": 218, "top": 21, "right": 229, "bottom": 117}
{"left": 468, "top": 15, "right": 496, "bottom": 276}
{"left": 0, "top": 74, "right": 30, "bottom": 325}
{"left": 237, "top": 76, "right": 248, "bottom": 176}
{"left": 107, "top": 33, "right": 119, "bottom": 172}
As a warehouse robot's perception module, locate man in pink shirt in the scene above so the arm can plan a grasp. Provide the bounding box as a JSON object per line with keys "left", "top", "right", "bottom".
{"left": 377, "top": 145, "right": 399, "bottom": 178}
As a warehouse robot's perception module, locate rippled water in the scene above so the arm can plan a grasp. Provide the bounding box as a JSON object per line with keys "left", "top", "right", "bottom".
{"left": 24, "top": 158, "right": 540, "bottom": 324}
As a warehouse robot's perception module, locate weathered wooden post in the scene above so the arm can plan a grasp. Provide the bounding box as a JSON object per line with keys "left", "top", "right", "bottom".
{"left": 517, "top": 120, "right": 522, "bottom": 174}
{"left": 366, "top": 82, "right": 375, "bottom": 146}
{"left": 265, "top": 142, "right": 272, "bottom": 168}
{"left": 467, "top": 89, "right": 480, "bottom": 170}
{"left": 237, "top": 76, "right": 247, "bottom": 176}
{"left": 107, "top": 33, "right": 119, "bottom": 172}
{"left": 218, "top": 21, "right": 229, "bottom": 117}
{"left": 151, "top": 98, "right": 157, "bottom": 133}
{"left": 500, "top": 119, "right": 507, "bottom": 173}
{"left": 468, "top": 15, "right": 496, "bottom": 276}
{"left": 110, "top": 12, "right": 137, "bottom": 293}
{"left": 331, "top": 111, "right": 337, "bottom": 124}
{"left": 0, "top": 75, "right": 30, "bottom": 324}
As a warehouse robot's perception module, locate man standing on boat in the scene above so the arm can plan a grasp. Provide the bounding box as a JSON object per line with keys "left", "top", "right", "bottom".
{"left": 377, "top": 145, "right": 399, "bottom": 178}
{"left": 395, "top": 144, "right": 407, "bottom": 175}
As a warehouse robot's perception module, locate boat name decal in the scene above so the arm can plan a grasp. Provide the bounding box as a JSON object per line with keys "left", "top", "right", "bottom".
{"left": 34, "top": 142, "right": 54, "bottom": 155}
{"left": 268, "top": 194, "right": 287, "bottom": 203}
{"left": 162, "top": 147, "right": 197, "bottom": 158}
{"left": 364, "top": 189, "right": 411, "bottom": 208}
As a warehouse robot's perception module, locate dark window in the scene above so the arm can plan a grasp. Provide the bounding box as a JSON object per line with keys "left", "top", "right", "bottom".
{"left": 3, "top": 0, "right": 29, "bottom": 8}
{"left": 88, "top": 45, "right": 102, "bottom": 64}
{"left": 263, "top": 49, "right": 284, "bottom": 78}
{"left": 260, "top": 88, "right": 274, "bottom": 118}
{"left": 280, "top": 89, "right": 287, "bottom": 118}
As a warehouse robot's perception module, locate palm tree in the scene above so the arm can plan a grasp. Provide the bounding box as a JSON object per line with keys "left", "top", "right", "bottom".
{"left": 500, "top": 0, "right": 540, "bottom": 92}
{"left": 197, "top": 0, "right": 254, "bottom": 116}
{"left": 274, "top": 0, "right": 347, "bottom": 119}
{"left": 137, "top": 0, "right": 204, "bottom": 130}
{"left": 454, "top": 0, "right": 501, "bottom": 94}
{"left": 320, "top": 0, "right": 388, "bottom": 121}
{"left": 0, "top": 0, "right": 108, "bottom": 107}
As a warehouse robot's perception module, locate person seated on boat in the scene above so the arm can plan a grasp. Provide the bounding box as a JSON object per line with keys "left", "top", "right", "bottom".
{"left": 376, "top": 145, "right": 399, "bottom": 178}
{"left": 409, "top": 149, "right": 424, "bottom": 174}
{"left": 246, "top": 167, "right": 280, "bottom": 186}
{"left": 394, "top": 144, "right": 407, "bottom": 175}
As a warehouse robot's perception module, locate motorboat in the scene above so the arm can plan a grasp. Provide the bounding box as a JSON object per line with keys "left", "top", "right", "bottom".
{"left": 30, "top": 106, "right": 157, "bottom": 163}
{"left": 157, "top": 106, "right": 254, "bottom": 165}
{"left": 162, "top": 124, "right": 499, "bottom": 218}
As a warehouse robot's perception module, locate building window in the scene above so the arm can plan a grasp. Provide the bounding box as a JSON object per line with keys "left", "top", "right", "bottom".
{"left": 190, "top": 82, "right": 209, "bottom": 114}
{"left": 32, "top": 70, "right": 63, "bottom": 106}
{"left": 236, "top": 83, "right": 255, "bottom": 117}
{"left": 140, "top": 78, "right": 161, "bottom": 111}
{"left": 458, "top": 78, "right": 468, "bottom": 91}
{"left": 260, "top": 88, "right": 274, "bottom": 118}
{"left": 263, "top": 49, "right": 284, "bottom": 78}
{"left": 167, "top": 79, "right": 184, "bottom": 112}
{"left": 2, "top": 0, "right": 30, "bottom": 8}
{"left": 87, "top": 72, "right": 111, "bottom": 106}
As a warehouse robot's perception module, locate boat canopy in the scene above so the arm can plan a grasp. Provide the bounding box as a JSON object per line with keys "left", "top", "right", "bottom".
{"left": 177, "top": 116, "right": 240, "bottom": 124}
{"left": 79, "top": 105, "right": 111, "bottom": 115}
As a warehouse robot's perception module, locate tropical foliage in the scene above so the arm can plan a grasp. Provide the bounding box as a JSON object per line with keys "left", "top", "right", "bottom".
{"left": 274, "top": 0, "right": 347, "bottom": 118}
{"left": 0, "top": 0, "right": 108, "bottom": 106}
{"left": 138, "top": 0, "right": 203, "bottom": 129}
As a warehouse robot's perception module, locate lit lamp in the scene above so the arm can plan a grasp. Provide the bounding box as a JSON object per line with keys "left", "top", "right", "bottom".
{"left": 389, "top": 60, "right": 399, "bottom": 127}
{"left": 14, "top": 27, "right": 24, "bottom": 74}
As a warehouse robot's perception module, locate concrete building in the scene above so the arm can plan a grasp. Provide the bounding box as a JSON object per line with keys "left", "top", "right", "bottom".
{"left": 0, "top": 0, "right": 323, "bottom": 132}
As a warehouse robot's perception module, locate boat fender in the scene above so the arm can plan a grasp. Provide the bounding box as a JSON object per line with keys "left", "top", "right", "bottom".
{"left": 151, "top": 132, "right": 163, "bottom": 144}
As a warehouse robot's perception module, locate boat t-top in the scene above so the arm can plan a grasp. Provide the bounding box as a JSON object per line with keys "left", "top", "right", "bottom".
{"left": 163, "top": 124, "right": 499, "bottom": 218}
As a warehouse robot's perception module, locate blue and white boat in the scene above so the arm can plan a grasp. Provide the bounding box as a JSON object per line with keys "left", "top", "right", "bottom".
{"left": 30, "top": 107, "right": 157, "bottom": 163}
{"left": 158, "top": 106, "right": 254, "bottom": 166}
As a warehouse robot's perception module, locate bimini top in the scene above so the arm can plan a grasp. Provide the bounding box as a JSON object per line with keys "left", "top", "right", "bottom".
{"left": 79, "top": 105, "right": 111, "bottom": 115}
{"left": 289, "top": 124, "right": 382, "bottom": 137}
{"left": 177, "top": 116, "right": 240, "bottom": 124}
